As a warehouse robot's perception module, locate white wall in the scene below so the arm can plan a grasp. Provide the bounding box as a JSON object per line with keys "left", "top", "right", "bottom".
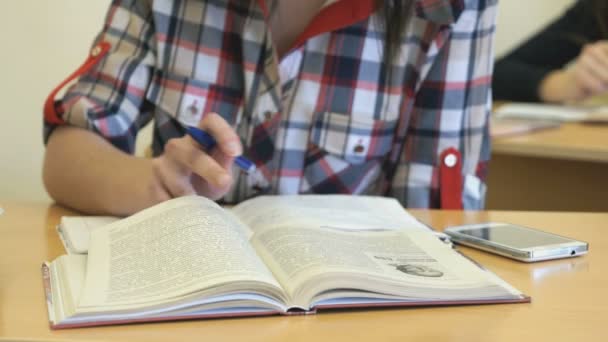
{"left": 495, "top": 0, "right": 575, "bottom": 57}
{"left": 0, "top": 0, "right": 578, "bottom": 202}
{"left": 0, "top": 1, "right": 110, "bottom": 202}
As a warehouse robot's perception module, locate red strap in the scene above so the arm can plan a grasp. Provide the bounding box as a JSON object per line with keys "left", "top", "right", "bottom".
{"left": 290, "top": 0, "right": 377, "bottom": 52}
{"left": 256, "top": 0, "right": 268, "bottom": 15}
{"left": 43, "top": 41, "right": 111, "bottom": 125}
{"left": 439, "top": 147, "right": 463, "bottom": 209}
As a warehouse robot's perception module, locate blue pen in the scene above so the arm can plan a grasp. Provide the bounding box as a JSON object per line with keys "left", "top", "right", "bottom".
{"left": 184, "top": 125, "right": 256, "bottom": 174}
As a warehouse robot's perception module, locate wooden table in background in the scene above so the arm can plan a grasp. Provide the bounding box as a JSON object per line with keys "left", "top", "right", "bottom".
{"left": 487, "top": 122, "right": 608, "bottom": 211}
{"left": 1, "top": 202, "right": 606, "bottom": 341}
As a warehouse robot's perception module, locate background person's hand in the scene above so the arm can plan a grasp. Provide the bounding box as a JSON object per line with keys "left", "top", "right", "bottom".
{"left": 152, "top": 113, "right": 242, "bottom": 200}
{"left": 539, "top": 40, "right": 608, "bottom": 103}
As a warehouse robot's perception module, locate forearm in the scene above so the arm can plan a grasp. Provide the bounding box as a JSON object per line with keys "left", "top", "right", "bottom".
{"left": 493, "top": 1, "right": 595, "bottom": 102}
{"left": 43, "top": 126, "right": 170, "bottom": 216}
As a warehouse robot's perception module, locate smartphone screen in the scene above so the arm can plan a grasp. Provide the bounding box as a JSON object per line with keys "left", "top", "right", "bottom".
{"left": 456, "top": 225, "right": 574, "bottom": 249}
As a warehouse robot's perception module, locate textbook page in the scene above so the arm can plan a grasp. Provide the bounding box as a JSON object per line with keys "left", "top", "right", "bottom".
{"left": 490, "top": 118, "right": 560, "bottom": 138}
{"left": 58, "top": 195, "right": 432, "bottom": 254}
{"left": 231, "top": 195, "right": 431, "bottom": 236}
{"left": 58, "top": 216, "right": 119, "bottom": 254}
{"left": 494, "top": 102, "right": 608, "bottom": 122}
{"left": 78, "top": 196, "right": 283, "bottom": 311}
{"left": 251, "top": 227, "right": 521, "bottom": 307}
{"left": 52, "top": 255, "right": 88, "bottom": 317}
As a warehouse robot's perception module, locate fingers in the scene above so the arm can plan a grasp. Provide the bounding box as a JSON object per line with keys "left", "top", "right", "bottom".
{"left": 574, "top": 42, "right": 608, "bottom": 96}
{"left": 199, "top": 113, "right": 243, "bottom": 157}
{"left": 190, "top": 173, "right": 234, "bottom": 201}
{"left": 151, "top": 156, "right": 197, "bottom": 198}
{"left": 574, "top": 64, "right": 605, "bottom": 95}
{"left": 584, "top": 41, "right": 608, "bottom": 70}
{"left": 165, "top": 136, "right": 233, "bottom": 187}
{"left": 152, "top": 113, "right": 241, "bottom": 201}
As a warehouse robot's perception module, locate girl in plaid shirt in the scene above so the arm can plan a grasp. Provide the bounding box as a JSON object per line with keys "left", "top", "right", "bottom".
{"left": 43, "top": 0, "right": 497, "bottom": 215}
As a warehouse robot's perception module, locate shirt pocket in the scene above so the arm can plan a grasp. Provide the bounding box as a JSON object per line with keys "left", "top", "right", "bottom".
{"left": 309, "top": 111, "right": 398, "bottom": 165}
{"left": 146, "top": 69, "right": 243, "bottom": 127}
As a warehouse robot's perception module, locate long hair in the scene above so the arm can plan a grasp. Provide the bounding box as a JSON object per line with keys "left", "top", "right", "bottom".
{"left": 267, "top": 0, "right": 414, "bottom": 65}
{"left": 377, "top": 0, "right": 415, "bottom": 67}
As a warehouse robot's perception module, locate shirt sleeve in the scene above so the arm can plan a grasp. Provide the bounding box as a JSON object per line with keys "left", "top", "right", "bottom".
{"left": 493, "top": 0, "right": 602, "bottom": 102}
{"left": 43, "top": 0, "right": 155, "bottom": 154}
{"left": 388, "top": 0, "right": 497, "bottom": 209}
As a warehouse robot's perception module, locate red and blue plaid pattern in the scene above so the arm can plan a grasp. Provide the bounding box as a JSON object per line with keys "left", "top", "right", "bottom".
{"left": 44, "top": 0, "right": 497, "bottom": 208}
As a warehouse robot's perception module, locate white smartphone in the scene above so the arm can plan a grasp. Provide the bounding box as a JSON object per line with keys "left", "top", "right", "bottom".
{"left": 444, "top": 222, "right": 588, "bottom": 262}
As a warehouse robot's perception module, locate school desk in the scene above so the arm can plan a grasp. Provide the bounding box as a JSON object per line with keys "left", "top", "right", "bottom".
{"left": 0, "top": 202, "right": 605, "bottom": 341}
{"left": 487, "top": 121, "right": 608, "bottom": 211}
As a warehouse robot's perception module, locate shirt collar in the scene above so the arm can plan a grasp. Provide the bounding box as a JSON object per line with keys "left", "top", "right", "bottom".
{"left": 257, "top": 0, "right": 464, "bottom": 52}
{"left": 321, "top": 0, "right": 339, "bottom": 9}
{"left": 315, "top": 0, "right": 465, "bottom": 26}
{"left": 414, "top": 0, "right": 464, "bottom": 25}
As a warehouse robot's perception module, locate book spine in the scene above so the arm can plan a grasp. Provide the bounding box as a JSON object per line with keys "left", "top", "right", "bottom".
{"left": 41, "top": 263, "right": 56, "bottom": 325}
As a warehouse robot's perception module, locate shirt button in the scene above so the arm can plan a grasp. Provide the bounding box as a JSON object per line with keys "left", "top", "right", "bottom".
{"left": 353, "top": 144, "right": 365, "bottom": 154}
{"left": 443, "top": 153, "right": 458, "bottom": 168}
{"left": 186, "top": 100, "right": 199, "bottom": 116}
{"left": 91, "top": 45, "right": 103, "bottom": 57}
{"left": 263, "top": 111, "right": 273, "bottom": 121}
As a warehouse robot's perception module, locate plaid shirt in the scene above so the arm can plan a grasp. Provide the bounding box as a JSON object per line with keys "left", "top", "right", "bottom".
{"left": 44, "top": 0, "right": 497, "bottom": 209}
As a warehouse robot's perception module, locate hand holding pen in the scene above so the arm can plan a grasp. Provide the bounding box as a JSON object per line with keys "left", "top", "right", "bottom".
{"left": 183, "top": 125, "right": 256, "bottom": 174}
{"left": 152, "top": 113, "right": 250, "bottom": 200}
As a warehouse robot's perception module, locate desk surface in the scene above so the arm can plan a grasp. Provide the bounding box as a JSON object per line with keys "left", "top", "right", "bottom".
{"left": 492, "top": 122, "right": 608, "bottom": 163}
{"left": 1, "top": 202, "right": 606, "bottom": 342}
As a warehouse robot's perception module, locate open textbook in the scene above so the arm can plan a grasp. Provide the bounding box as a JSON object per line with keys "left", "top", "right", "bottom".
{"left": 490, "top": 117, "right": 560, "bottom": 138}
{"left": 494, "top": 102, "right": 608, "bottom": 123}
{"left": 57, "top": 216, "right": 119, "bottom": 254}
{"left": 43, "top": 195, "right": 529, "bottom": 329}
{"left": 57, "top": 196, "right": 442, "bottom": 254}
{"left": 56, "top": 197, "right": 438, "bottom": 255}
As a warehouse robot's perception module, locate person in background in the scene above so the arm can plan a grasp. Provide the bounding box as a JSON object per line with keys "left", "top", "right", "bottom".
{"left": 43, "top": 0, "right": 497, "bottom": 216}
{"left": 493, "top": 0, "right": 608, "bottom": 103}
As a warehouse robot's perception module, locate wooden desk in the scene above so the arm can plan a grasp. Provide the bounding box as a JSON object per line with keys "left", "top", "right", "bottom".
{"left": 1, "top": 202, "right": 606, "bottom": 341}
{"left": 487, "top": 122, "right": 608, "bottom": 211}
